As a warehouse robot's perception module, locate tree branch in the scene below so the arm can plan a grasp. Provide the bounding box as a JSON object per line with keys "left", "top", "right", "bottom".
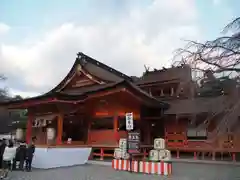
{"left": 174, "top": 17, "right": 240, "bottom": 77}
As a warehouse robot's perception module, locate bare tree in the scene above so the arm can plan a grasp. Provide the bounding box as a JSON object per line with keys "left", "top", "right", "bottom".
{"left": 174, "top": 17, "right": 240, "bottom": 80}
{"left": 0, "top": 74, "right": 8, "bottom": 100}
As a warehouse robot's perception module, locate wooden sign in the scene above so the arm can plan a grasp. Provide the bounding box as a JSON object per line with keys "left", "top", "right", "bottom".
{"left": 127, "top": 132, "right": 140, "bottom": 154}
{"left": 126, "top": 112, "right": 133, "bottom": 131}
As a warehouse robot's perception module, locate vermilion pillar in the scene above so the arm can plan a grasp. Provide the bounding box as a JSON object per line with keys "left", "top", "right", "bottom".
{"left": 87, "top": 118, "right": 91, "bottom": 144}
{"left": 56, "top": 114, "right": 63, "bottom": 145}
{"left": 26, "top": 114, "right": 33, "bottom": 144}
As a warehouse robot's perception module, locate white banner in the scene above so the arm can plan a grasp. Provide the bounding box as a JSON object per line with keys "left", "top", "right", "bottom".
{"left": 126, "top": 112, "right": 133, "bottom": 131}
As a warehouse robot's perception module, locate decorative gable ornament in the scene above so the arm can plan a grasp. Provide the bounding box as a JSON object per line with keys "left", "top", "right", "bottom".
{"left": 76, "top": 64, "right": 82, "bottom": 72}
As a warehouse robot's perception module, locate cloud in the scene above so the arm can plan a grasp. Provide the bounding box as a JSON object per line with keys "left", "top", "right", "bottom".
{"left": 9, "top": 89, "right": 40, "bottom": 98}
{"left": 0, "top": 23, "right": 10, "bottom": 35}
{"left": 0, "top": 0, "right": 201, "bottom": 96}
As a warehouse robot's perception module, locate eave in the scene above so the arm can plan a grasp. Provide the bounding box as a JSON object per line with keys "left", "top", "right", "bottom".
{"left": 135, "top": 78, "right": 181, "bottom": 87}
{"left": 0, "top": 94, "right": 86, "bottom": 109}
{"left": 1, "top": 80, "right": 168, "bottom": 110}
{"left": 60, "top": 80, "right": 169, "bottom": 109}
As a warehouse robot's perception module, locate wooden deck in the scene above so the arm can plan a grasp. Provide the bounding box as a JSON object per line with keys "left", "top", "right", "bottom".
{"left": 36, "top": 142, "right": 240, "bottom": 152}
{"left": 35, "top": 141, "right": 240, "bottom": 162}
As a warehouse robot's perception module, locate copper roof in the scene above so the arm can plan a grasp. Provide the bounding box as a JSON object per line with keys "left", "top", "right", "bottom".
{"left": 164, "top": 96, "right": 229, "bottom": 114}
{"left": 50, "top": 52, "right": 133, "bottom": 93}
{"left": 136, "top": 65, "right": 192, "bottom": 85}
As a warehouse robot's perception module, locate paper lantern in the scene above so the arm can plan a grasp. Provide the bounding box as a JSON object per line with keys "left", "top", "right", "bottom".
{"left": 16, "top": 128, "right": 23, "bottom": 140}
{"left": 47, "top": 128, "right": 55, "bottom": 140}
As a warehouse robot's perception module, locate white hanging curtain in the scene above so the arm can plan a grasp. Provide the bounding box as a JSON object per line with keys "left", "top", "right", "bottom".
{"left": 33, "top": 114, "right": 57, "bottom": 127}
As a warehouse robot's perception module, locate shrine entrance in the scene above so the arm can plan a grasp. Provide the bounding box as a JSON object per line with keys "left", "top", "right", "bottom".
{"left": 62, "top": 114, "right": 88, "bottom": 144}
{"left": 149, "top": 118, "right": 165, "bottom": 142}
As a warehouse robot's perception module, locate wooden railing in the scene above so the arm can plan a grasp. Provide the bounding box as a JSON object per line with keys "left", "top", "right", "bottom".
{"left": 88, "top": 130, "right": 127, "bottom": 145}
{"left": 89, "top": 142, "right": 239, "bottom": 162}
{"left": 88, "top": 130, "right": 117, "bottom": 145}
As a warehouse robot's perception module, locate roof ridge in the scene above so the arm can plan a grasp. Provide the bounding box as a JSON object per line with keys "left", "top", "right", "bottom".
{"left": 77, "top": 52, "right": 133, "bottom": 82}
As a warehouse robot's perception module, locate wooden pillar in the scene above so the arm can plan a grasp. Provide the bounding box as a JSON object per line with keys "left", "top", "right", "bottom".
{"left": 194, "top": 151, "right": 197, "bottom": 159}
{"left": 113, "top": 114, "right": 118, "bottom": 143}
{"left": 232, "top": 153, "right": 236, "bottom": 162}
{"left": 177, "top": 150, "right": 180, "bottom": 159}
{"left": 143, "top": 148, "right": 147, "bottom": 160}
{"left": 212, "top": 152, "right": 216, "bottom": 160}
{"left": 100, "top": 148, "right": 104, "bottom": 160}
{"left": 26, "top": 114, "right": 33, "bottom": 144}
{"left": 87, "top": 117, "right": 91, "bottom": 144}
{"left": 56, "top": 114, "right": 63, "bottom": 145}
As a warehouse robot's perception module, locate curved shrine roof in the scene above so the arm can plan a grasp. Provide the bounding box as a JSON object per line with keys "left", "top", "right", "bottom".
{"left": 0, "top": 52, "right": 168, "bottom": 109}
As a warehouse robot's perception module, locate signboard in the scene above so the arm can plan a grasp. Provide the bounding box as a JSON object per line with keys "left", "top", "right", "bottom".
{"left": 127, "top": 132, "right": 140, "bottom": 154}
{"left": 126, "top": 112, "right": 133, "bottom": 131}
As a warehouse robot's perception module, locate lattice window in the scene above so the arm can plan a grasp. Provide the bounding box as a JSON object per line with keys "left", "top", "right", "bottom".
{"left": 187, "top": 128, "right": 207, "bottom": 140}
{"left": 91, "top": 117, "right": 113, "bottom": 130}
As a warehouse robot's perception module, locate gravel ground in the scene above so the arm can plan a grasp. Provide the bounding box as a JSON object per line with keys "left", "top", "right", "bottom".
{"left": 7, "top": 162, "right": 240, "bottom": 180}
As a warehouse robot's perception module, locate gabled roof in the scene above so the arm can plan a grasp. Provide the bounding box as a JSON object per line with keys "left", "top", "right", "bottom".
{"left": 78, "top": 52, "right": 132, "bottom": 81}
{"left": 0, "top": 52, "right": 134, "bottom": 104}
{"left": 0, "top": 52, "right": 168, "bottom": 109}
{"left": 50, "top": 52, "right": 132, "bottom": 93}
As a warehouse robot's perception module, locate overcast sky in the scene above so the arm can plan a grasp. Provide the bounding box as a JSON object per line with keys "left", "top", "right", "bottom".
{"left": 0, "top": 0, "right": 239, "bottom": 97}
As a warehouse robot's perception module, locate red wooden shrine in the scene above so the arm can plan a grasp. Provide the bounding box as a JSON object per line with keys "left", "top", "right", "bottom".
{"left": 1, "top": 52, "right": 240, "bottom": 161}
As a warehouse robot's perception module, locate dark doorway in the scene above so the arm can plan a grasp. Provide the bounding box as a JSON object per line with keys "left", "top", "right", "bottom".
{"left": 62, "top": 115, "right": 87, "bottom": 142}
{"left": 149, "top": 118, "right": 165, "bottom": 142}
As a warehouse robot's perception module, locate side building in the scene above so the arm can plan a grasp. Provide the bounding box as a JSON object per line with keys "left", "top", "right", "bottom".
{"left": 136, "top": 65, "right": 240, "bottom": 161}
